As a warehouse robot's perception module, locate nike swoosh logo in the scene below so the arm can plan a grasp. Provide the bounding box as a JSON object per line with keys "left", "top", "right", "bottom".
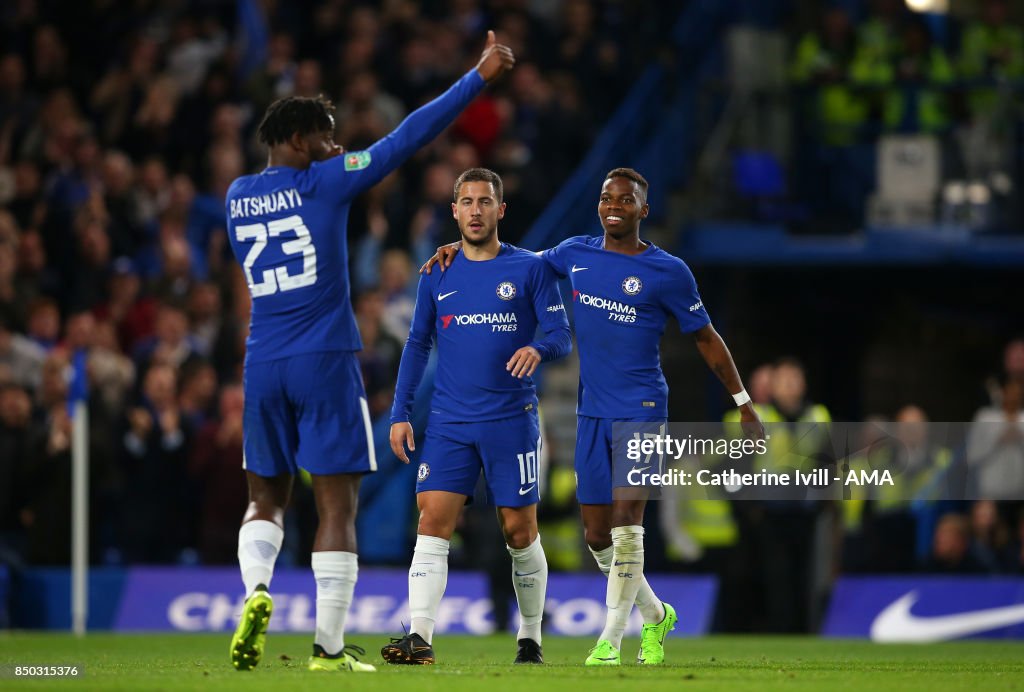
{"left": 613, "top": 560, "right": 640, "bottom": 566}
{"left": 519, "top": 485, "right": 536, "bottom": 495}
{"left": 438, "top": 291, "right": 458, "bottom": 301}
{"left": 514, "top": 569, "right": 540, "bottom": 577}
{"left": 571, "top": 265, "right": 588, "bottom": 273}
{"left": 871, "top": 591, "right": 1024, "bottom": 642}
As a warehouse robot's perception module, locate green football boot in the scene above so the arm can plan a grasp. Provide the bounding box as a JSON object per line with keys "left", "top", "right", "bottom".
{"left": 584, "top": 639, "right": 621, "bottom": 666}
{"left": 637, "top": 602, "right": 677, "bottom": 665}
{"left": 308, "top": 644, "right": 377, "bottom": 672}
{"left": 230, "top": 586, "right": 273, "bottom": 671}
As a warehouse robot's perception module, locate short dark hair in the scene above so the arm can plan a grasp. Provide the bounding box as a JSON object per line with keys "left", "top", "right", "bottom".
{"left": 453, "top": 168, "right": 503, "bottom": 202}
{"left": 605, "top": 167, "right": 649, "bottom": 201}
{"left": 256, "top": 95, "right": 335, "bottom": 146}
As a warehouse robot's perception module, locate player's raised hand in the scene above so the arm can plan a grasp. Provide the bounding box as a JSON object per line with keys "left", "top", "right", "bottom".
{"left": 390, "top": 421, "right": 416, "bottom": 463}
{"left": 419, "top": 241, "right": 463, "bottom": 274}
{"left": 475, "top": 30, "right": 515, "bottom": 84}
{"left": 506, "top": 346, "right": 541, "bottom": 379}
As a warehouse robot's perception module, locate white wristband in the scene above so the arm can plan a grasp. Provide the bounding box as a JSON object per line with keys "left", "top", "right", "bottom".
{"left": 732, "top": 389, "right": 751, "bottom": 407}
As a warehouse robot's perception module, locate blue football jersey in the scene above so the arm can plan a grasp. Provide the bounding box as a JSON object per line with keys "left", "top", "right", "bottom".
{"left": 541, "top": 235, "right": 710, "bottom": 418}
{"left": 391, "top": 243, "right": 571, "bottom": 424}
{"left": 226, "top": 70, "right": 485, "bottom": 364}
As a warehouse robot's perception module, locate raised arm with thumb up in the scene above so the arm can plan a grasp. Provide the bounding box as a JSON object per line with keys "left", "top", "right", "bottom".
{"left": 475, "top": 30, "right": 515, "bottom": 84}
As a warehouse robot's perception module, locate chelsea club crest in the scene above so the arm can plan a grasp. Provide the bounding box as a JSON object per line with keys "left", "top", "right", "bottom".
{"left": 417, "top": 463, "right": 430, "bottom": 481}
{"left": 496, "top": 281, "right": 516, "bottom": 300}
{"left": 622, "top": 276, "right": 642, "bottom": 296}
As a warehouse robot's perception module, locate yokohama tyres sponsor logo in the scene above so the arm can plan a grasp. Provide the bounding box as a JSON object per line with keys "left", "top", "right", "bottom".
{"left": 572, "top": 290, "right": 637, "bottom": 322}
{"left": 440, "top": 312, "right": 518, "bottom": 328}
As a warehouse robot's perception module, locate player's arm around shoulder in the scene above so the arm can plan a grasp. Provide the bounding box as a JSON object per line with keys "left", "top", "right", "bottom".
{"left": 526, "top": 254, "right": 573, "bottom": 362}
{"left": 536, "top": 234, "right": 589, "bottom": 278}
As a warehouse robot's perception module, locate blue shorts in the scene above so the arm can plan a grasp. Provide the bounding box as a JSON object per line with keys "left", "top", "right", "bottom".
{"left": 243, "top": 352, "right": 376, "bottom": 477}
{"left": 575, "top": 415, "right": 666, "bottom": 504}
{"left": 416, "top": 412, "right": 541, "bottom": 507}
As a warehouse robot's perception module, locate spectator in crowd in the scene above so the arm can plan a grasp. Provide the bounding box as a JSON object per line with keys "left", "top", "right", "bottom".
{"left": 22, "top": 351, "right": 115, "bottom": 565}
{"left": 0, "top": 307, "right": 45, "bottom": 390}
{"left": 14, "top": 229, "right": 56, "bottom": 315}
{"left": 791, "top": 8, "right": 865, "bottom": 147}
{"left": 957, "top": 0, "right": 1024, "bottom": 184}
{"left": 87, "top": 318, "right": 136, "bottom": 415}
{"left": 748, "top": 364, "right": 775, "bottom": 406}
{"left": 922, "top": 512, "right": 992, "bottom": 573}
{"left": 8, "top": 162, "right": 46, "bottom": 235}
{"left": 985, "top": 337, "right": 1024, "bottom": 407}
{"left": 857, "top": 406, "right": 951, "bottom": 573}
{"left": 62, "top": 309, "right": 134, "bottom": 416}
{"left": 176, "top": 359, "right": 218, "bottom": 433}
{"left": 885, "top": 18, "right": 955, "bottom": 134}
{"left": 186, "top": 280, "right": 240, "bottom": 381}
{"left": 24, "top": 296, "right": 60, "bottom": 352}
{"left": 118, "top": 363, "right": 193, "bottom": 563}
{"left": 132, "top": 301, "right": 198, "bottom": 375}
{"left": 93, "top": 258, "right": 157, "bottom": 354}
{"left": 746, "top": 358, "right": 833, "bottom": 633}
{"left": 0, "top": 382, "right": 34, "bottom": 567}
{"left": 189, "top": 383, "right": 247, "bottom": 564}
{"left": 0, "top": 213, "right": 18, "bottom": 316}
{"left": 0, "top": 53, "right": 39, "bottom": 161}
{"left": 959, "top": 0, "right": 1024, "bottom": 122}
{"left": 967, "top": 377, "right": 1024, "bottom": 501}
{"left": 968, "top": 499, "right": 1011, "bottom": 572}
{"left": 857, "top": 0, "right": 905, "bottom": 69}
{"left": 353, "top": 288, "right": 402, "bottom": 420}
{"left": 1007, "top": 508, "right": 1024, "bottom": 573}
{"left": 100, "top": 150, "right": 146, "bottom": 260}
{"left": 244, "top": 32, "right": 298, "bottom": 117}
{"left": 377, "top": 248, "right": 417, "bottom": 343}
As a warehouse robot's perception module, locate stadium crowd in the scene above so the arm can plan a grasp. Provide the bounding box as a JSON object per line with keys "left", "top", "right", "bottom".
{"left": 787, "top": 0, "right": 1024, "bottom": 229}
{"left": 1, "top": 0, "right": 1023, "bottom": 635}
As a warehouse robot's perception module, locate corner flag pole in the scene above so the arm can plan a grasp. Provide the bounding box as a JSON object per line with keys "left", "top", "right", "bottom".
{"left": 69, "top": 349, "right": 89, "bottom": 636}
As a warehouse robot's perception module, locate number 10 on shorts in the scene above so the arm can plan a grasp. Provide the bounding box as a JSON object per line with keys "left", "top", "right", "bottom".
{"left": 517, "top": 451, "right": 538, "bottom": 485}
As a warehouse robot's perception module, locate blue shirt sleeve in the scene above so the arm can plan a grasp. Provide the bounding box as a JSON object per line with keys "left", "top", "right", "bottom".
{"left": 527, "top": 260, "right": 572, "bottom": 362}
{"left": 539, "top": 237, "right": 576, "bottom": 278}
{"left": 313, "top": 69, "right": 486, "bottom": 199}
{"left": 390, "top": 273, "right": 437, "bottom": 424}
{"left": 660, "top": 260, "right": 711, "bottom": 333}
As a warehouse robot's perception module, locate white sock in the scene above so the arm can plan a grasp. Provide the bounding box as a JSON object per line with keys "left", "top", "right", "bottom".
{"left": 590, "top": 542, "right": 664, "bottom": 624}
{"left": 634, "top": 576, "right": 666, "bottom": 624}
{"left": 238, "top": 520, "right": 283, "bottom": 598}
{"left": 408, "top": 534, "right": 449, "bottom": 644}
{"left": 599, "top": 525, "right": 645, "bottom": 648}
{"left": 508, "top": 535, "right": 548, "bottom": 644}
{"left": 312, "top": 551, "right": 358, "bottom": 655}
{"left": 589, "top": 544, "right": 614, "bottom": 576}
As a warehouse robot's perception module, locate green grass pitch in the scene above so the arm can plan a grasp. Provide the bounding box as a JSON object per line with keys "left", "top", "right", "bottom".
{"left": 2, "top": 632, "right": 1023, "bottom": 691}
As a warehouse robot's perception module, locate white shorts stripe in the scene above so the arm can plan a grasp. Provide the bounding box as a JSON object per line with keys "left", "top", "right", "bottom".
{"left": 360, "top": 396, "right": 377, "bottom": 472}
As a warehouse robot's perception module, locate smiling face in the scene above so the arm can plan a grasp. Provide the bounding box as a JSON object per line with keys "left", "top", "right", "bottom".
{"left": 452, "top": 180, "right": 505, "bottom": 247}
{"left": 598, "top": 176, "right": 648, "bottom": 239}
